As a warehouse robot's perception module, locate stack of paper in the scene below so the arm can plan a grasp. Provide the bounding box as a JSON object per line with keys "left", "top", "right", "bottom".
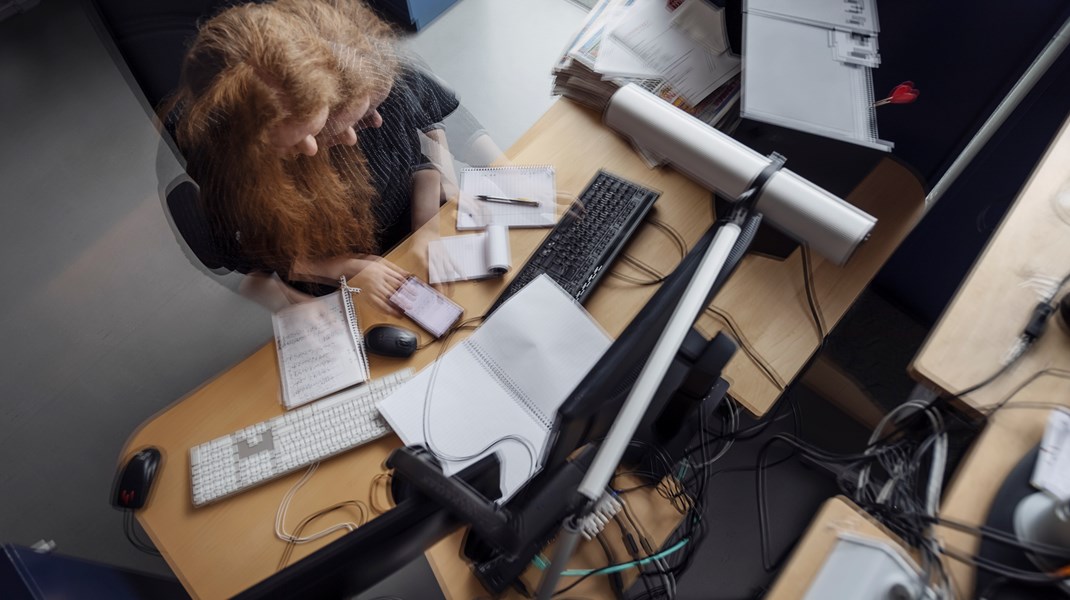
{"left": 428, "top": 225, "right": 512, "bottom": 284}
{"left": 553, "top": 0, "right": 742, "bottom": 132}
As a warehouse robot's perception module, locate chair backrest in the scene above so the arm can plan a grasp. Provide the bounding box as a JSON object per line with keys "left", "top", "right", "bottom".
{"left": 86, "top": 0, "right": 251, "bottom": 109}
{"left": 163, "top": 178, "right": 232, "bottom": 274}
{"left": 87, "top": 0, "right": 263, "bottom": 278}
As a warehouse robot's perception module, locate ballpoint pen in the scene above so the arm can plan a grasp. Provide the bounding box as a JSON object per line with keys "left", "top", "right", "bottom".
{"left": 476, "top": 194, "right": 540, "bottom": 207}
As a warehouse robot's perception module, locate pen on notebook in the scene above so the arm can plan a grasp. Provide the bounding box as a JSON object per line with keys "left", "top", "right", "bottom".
{"left": 476, "top": 194, "right": 540, "bottom": 207}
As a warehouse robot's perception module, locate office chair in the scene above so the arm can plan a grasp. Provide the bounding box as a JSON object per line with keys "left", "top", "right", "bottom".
{"left": 85, "top": 0, "right": 500, "bottom": 305}
{"left": 86, "top": 0, "right": 304, "bottom": 304}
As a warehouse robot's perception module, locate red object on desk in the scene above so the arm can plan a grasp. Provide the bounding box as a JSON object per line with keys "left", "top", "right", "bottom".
{"left": 874, "top": 81, "right": 920, "bottom": 107}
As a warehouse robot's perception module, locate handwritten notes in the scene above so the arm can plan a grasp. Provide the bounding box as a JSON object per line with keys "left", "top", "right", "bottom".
{"left": 272, "top": 291, "right": 369, "bottom": 409}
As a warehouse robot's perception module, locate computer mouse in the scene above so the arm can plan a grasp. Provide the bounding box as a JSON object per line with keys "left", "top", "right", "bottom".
{"left": 1058, "top": 293, "right": 1070, "bottom": 333}
{"left": 113, "top": 447, "right": 161, "bottom": 510}
{"left": 365, "top": 325, "right": 419, "bottom": 358}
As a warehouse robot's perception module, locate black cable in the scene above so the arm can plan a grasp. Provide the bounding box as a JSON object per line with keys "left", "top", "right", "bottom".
{"left": 941, "top": 546, "right": 1070, "bottom": 585}
{"left": 123, "top": 510, "right": 161, "bottom": 556}
{"left": 980, "top": 368, "right": 1070, "bottom": 416}
{"left": 799, "top": 244, "right": 825, "bottom": 342}
{"left": 871, "top": 267, "right": 1070, "bottom": 445}
{"left": 917, "top": 513, "right": 1070, "bottom": 559}
{"left": 681, "top": 392, "right": 794, "bottom": 458}
{"left": 595, "top": 531, "right": 626, "bottom": 600}
{"left": 955, "top": 360, "right": 1020, "bottom": 399}
{"left": 611, "top": 217, "right": 688, "bottom": 286}
{"left": 977, "top": 576, "right": 1012, "bottom": 600}
{"left": 704, "top": 306, "right": 786, "bottom": 391}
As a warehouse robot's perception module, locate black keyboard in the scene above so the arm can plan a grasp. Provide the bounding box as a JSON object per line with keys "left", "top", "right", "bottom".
{"left": 490, "top": 171, "right": 660, "bottom": 312}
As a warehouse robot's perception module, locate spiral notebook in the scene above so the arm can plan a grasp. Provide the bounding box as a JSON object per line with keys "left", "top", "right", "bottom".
{"left": 456, "top": 165, "right": 557, "bottom": 230}
{"left": 376, "top": 275, "right": 611, "bottom": 500}
{"left": 427, "top": 224, "right": 512, "bottom": 284}
{"left": 271, "top": 280, "right": 370, "bottom": 409}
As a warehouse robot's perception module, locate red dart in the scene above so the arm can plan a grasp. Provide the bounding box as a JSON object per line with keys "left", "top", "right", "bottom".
{"left": 874, "top": 81, "right": 920, "bottom": 107}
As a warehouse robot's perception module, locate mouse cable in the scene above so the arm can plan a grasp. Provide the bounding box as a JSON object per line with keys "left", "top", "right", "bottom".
{"left": 122, "top": 510, "right": 161, "bottom": 556}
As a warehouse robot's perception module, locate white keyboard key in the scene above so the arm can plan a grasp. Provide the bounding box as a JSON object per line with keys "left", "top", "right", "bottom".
{"left": 189, "top": 369, "right": 412, "bottom": 507}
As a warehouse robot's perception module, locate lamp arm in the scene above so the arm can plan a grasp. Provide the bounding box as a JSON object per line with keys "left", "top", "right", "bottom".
{"left": 534, "top": 218, "right": 742, "bottom": 599}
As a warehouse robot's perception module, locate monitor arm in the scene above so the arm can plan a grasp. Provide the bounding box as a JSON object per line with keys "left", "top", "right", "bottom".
{"left": 390, "top": 198, "right": 763, "bottom": 597}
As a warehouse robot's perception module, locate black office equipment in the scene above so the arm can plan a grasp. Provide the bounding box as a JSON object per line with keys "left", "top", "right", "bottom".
{"left": 488, "top": 170, "right": 660, "bottom": 313}
{"left": 384, "top": 208, "right": 766, "bottom": 595}
{"left": 364, "top": 324, "right": 420, "bottom": 358}
{"left": 420, "top": 219, "right": 748, "bottom": 595}
{"left": 232, "top": 214, "right": 748, "bottom": 599}
{"left": 112, "top": 447, "right": 161, "bottom": 510}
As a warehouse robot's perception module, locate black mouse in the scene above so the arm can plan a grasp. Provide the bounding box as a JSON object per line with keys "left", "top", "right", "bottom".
{"left": 365, "top": 325, "right": 419, "bottom": 358}
{"left": 1059, "top": 293, "right": 1070, "bottom": 333}
{"left": 113, "top": 447, "right": 161, "bottom": 510}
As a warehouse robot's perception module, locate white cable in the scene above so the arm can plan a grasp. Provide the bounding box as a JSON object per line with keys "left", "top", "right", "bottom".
{"left": 857, "top": 399, "right": 940, "bottom": 499}
{"left": 858, "top": 399, "right": 949, "bottom": 599}
{"left": 274, "top": 462, "right": 359, "bottom": 544}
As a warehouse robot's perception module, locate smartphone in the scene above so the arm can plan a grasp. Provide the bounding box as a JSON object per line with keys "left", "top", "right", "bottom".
{"left": 388, "top": 276, "right": 463, "bottom": 338}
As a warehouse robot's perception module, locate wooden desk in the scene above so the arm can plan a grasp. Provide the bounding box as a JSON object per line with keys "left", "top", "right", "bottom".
{"left": 122, "top": 98, "right": 923, "bottom": 598}
{"left": 765, "top": 113, "right": 1070, "bottom": 600}
{"left": 764, "top": 496, "right": 909, "bottom": 600}
{"left": 909, "top": 114, "right": 1070, "bottom": 597}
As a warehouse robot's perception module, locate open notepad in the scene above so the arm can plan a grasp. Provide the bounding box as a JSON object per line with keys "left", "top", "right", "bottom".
{"left": 376, "top": 275, "right": 611, "bottom": 500}
{"left": 456, "top": 165, "right": 556, "bottom": 230}
{"left": 427, "top": 224, "right": 512, "bottom": 284}
{"left": 271, "top": 284, "right": 370, "bottom": 409}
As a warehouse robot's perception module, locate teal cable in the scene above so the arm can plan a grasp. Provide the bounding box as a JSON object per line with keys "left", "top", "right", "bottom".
{"left": 532, "top": 538, "right": 690, "bottom": 577}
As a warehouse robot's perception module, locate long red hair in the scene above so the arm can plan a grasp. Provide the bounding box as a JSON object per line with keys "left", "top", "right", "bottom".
{"left": 163, "top": 1, "right": 399, "bottom": 275}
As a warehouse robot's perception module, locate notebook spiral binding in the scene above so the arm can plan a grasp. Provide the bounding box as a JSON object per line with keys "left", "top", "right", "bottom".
{"left": 339, "top": 276, "right": 371, "bottom": 381}
{"left": 462, "top": 164, "right": 555, "bottom": 173}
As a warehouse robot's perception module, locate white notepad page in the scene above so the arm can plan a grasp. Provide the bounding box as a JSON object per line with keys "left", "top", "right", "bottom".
{"left": 747, "top": 0, "right": 880, "bottom": 35}
{"left": 456, "top": 166, "right": 556, "bottom": 230}
{"left": 376, "top": 275, "right": 611, "bottom": 500}
{"left": 427, "top": 225, "right": 511, "bottom": 284}
{"left": 741, "top": 11, "right": 892, "bottom": 151}
{"left": 272, "top": 291, "right": 369, "bottom": 409}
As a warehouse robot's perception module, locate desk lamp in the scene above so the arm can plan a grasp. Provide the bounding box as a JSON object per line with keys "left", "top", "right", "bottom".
{"left": 533, "top": 84, "right": 880, "bottom": 598}
{"left": 1015, "top": 492, "right": 1070, "bottom": 591}
{"left": 976, "top": 446, "right": 1070, "bottom": 598}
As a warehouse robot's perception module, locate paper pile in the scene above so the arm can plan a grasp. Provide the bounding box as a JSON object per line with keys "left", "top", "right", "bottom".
{"left": 553, "top": 0, "right": 742, "bottom": 132}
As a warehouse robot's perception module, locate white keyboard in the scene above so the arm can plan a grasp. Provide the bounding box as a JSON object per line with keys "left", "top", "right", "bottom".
{"left": 189, "top": 369, "right": 413, "bottom": 507}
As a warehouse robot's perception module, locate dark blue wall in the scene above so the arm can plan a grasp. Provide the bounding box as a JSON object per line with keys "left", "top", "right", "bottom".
{"left": 872, "top": 2, "right": 1070, "bottom": 324}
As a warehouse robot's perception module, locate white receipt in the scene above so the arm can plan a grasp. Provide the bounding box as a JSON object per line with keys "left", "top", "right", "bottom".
{"left": 1031, "top": 408, "right": 1070, "bottom": 501}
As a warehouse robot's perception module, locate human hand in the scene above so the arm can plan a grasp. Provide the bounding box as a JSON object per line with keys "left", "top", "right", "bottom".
{"left": 347, "top": 256, "right": 409, "bottom": 315}
{"left": 408, "top": 229, "right": 455, "bottom": 296}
